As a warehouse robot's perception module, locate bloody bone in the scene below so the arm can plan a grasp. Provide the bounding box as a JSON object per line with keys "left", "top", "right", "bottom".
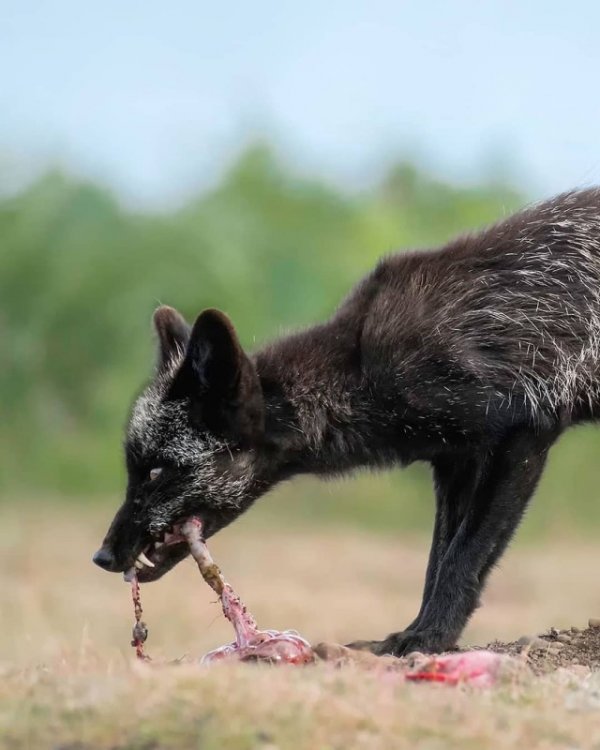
{"left": 181, "top": 517, "right": 314, "bottom": 664}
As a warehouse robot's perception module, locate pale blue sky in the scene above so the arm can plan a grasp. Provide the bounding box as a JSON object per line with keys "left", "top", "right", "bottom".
{"left": 2, "top": 1, "right": 600, "bottom": 207}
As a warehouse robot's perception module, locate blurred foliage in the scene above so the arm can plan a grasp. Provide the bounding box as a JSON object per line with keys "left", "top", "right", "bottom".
{"left": 2, "top": 143, "right": 599, "bottom": 533}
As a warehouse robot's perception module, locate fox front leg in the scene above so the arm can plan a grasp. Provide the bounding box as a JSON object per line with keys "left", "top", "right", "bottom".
{"left": 354, "top": 427, "right": 557, "bottom": 657}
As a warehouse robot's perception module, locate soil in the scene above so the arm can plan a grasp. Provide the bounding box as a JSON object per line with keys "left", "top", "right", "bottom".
{"left": 481, "top": 620, "right": 600, "bottom": 675}
{"left": 313, "top": 621, "right": 600, "bottom": 678}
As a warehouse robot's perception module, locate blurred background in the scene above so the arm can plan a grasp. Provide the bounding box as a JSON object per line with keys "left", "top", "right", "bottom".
{"left": 2, "top": 1, "right": 600, "bottom": 664}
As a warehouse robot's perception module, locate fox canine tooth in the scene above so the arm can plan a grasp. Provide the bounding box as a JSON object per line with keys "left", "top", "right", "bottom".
{"left": 134, "top": 560, "right": 144, "bottom": 570}
{"left": 137, "top": 551, "right": 155, "bottom": 568}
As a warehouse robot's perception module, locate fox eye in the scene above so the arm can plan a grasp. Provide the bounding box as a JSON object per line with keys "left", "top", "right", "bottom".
{"left": 149, "top": 467, "right": 163, "bottom": 481}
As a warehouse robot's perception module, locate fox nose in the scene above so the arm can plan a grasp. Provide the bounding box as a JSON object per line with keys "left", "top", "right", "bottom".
{"left": 93, "top": 546, "right": 117, "bottom": 571}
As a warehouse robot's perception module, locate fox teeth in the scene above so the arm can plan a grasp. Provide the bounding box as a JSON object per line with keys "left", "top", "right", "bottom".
{"left": 136, "top": 551, "right": 155, "bottom": 568}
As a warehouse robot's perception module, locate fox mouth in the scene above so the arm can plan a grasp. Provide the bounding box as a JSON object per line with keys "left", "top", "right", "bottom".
{"left": 129, "top": 525, "right": 191, "bottom": 583}
{"left": 126, "top": 512, "right": 228, "bottom": 582}
{"left": 95, "top": 508, "right": 239, "bottom": 582}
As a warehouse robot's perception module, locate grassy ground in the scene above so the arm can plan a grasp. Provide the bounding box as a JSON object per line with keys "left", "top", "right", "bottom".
{"left": 1, "top": 503, "right": 600, "bottom": 749}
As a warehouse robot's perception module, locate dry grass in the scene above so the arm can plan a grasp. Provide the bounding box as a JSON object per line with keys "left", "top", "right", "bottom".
{"left": 1, "top": 503, "right": 600, "bottom": 749}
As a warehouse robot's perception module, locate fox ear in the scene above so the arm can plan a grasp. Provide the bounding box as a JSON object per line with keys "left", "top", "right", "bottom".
{"left": 170, "top": 309, "right": 264, "bottom": 444}
{"left": 153, "top": 306, "right": 191, "bottom": 372}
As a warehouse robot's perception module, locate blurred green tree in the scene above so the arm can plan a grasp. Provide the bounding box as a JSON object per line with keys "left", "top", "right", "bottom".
{"left": 0, "top": 145, "right": 522, "bottom": 491}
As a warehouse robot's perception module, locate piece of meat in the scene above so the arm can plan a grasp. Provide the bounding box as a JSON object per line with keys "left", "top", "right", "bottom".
{"left": 181, "top": 518, "right": 314, "bottom": 665}
{"left": 405, "top": 650, "right": 507, "bottom": 686}
{"left": 314, "top": 643, "right": 517, "bottom": 686}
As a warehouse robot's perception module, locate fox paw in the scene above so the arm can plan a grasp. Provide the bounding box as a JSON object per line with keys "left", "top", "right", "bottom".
{"left": 347, "top": 629, "right": 454, "bottom": 657}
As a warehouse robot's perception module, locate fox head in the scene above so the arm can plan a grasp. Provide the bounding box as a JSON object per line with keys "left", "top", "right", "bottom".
{"left": 93, "top": 306, "right": 271, "bottom": 581}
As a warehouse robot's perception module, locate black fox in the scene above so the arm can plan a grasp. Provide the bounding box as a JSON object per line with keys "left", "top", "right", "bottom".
{"left": 94, "top": 188, "right": 600, "bottom": 656}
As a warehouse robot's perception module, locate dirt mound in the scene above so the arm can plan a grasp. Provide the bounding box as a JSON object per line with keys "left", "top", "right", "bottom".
{"left": 482, "top": 620, "right": 600, "bottom": 674}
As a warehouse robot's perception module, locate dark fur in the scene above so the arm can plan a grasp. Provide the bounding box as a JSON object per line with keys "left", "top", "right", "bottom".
{"left": 95, "top": 188, "right": 600, "bottom": 655}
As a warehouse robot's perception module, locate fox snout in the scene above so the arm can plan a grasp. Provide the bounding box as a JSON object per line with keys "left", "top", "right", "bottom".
{"left": 93, "top": 499, "right": 193, "bottom": 583}
{"left": 92, "top": 545, "right": 119, "bottom": 571}
{"left": 93, "top": 500, "right": 142, "bottom": 574}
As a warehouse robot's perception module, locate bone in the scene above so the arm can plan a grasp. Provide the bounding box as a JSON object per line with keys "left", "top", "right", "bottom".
{"left": 181, "top": 517, "right": 314, "bottom": 664}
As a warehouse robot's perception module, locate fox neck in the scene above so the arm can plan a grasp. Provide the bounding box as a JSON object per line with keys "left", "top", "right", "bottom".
{"left": 253, "top": 321, "right": 398, "bottom": 478}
